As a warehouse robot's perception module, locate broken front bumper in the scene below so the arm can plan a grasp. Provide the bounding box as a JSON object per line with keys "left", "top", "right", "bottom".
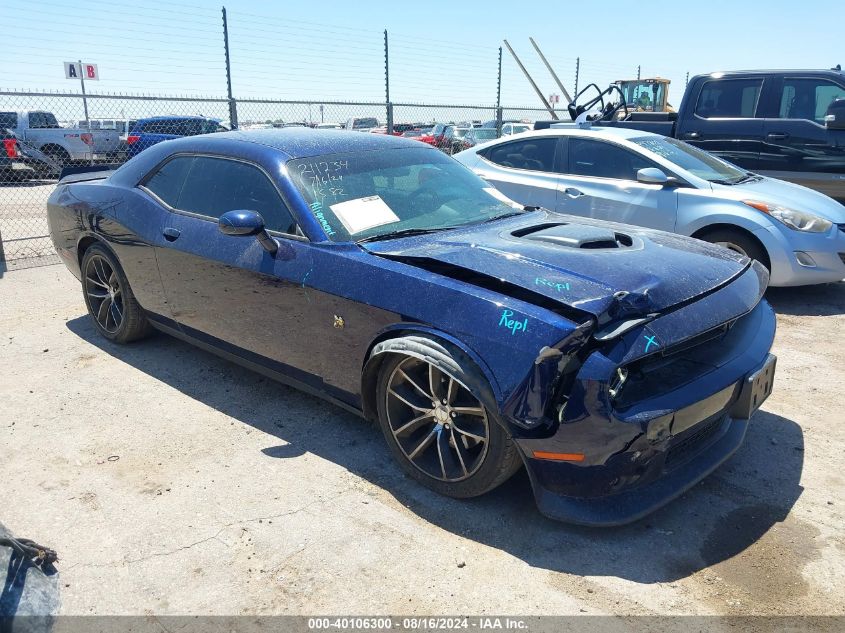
{"left": 512, "top": 297, "right": 777, "bottom": 527}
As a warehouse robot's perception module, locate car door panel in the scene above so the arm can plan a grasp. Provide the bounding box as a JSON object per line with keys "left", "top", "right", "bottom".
{"left": 682, "top": 77, "right": 765, "bottom": 170}
{"left": 474, "top": 137, "right": 562, "bottom": 209}
{"left": 555, "top": 176, "right": 678, "bottom": 232}
{"left": 758, "top": 76, "right": 845, "bottom": 200}
{"left": 555, "top": 138, "right": 678, "bottom": 233}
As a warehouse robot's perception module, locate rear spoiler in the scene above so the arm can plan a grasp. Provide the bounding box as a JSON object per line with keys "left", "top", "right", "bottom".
{"left": 59, "top": 163, "right": 121, "bottom": 183}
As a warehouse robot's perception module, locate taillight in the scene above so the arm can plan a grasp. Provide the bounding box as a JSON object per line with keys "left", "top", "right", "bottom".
{"left": 126, "top": 135, "right": 140, "bottom": 145}
{"left": 2, "top": 138, "right": 18, "bottom": 158}
{"left": 81, "top": 133, "right": 94, "bottom": 145}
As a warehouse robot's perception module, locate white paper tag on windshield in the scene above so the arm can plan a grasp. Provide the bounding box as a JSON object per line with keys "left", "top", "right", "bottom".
{"left": 483, "top": 187, "right": 522, "bottom": 209}
{"left": 330, "top": 195, "right": 400, "bottom": 234}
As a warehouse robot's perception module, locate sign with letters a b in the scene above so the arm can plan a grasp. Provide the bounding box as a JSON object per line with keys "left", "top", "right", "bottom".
{"left": 64, "top": 62, "right": 99, "bottom": 81}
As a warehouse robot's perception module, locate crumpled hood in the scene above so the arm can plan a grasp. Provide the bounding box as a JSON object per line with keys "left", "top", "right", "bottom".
{"left": 710, "top": 176, "right": 845, "bottom": 223}
{"left": 364, "top": 211, "right": 752, "bottom": 323}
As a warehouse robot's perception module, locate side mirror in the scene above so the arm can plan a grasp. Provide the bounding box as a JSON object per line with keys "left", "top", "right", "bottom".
{"left": 218, "top": 210, "right": 277, "bottom": 255}
{"left": 637, "top": 167, "right": 673, "bottom": 186}
{"left": 825, "top": 99, "right": 845, "bottom": 130}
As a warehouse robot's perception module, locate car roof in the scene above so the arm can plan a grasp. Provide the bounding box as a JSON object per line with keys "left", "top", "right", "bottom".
{"left": 137, "top": 115, "right": 216, "bottom": 122}
{"left": 692, "top": 68, "right": 844, "bottom": 79}
{"left": 161, "top": 128, "right": 425, "bottom": 160}
{"left": 507, "top": 126, "right": 656, "bottom": 141}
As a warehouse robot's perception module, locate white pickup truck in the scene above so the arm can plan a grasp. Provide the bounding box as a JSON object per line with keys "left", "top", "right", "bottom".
{"left": 0, "top": 110, "right": 121, "bottom": 167}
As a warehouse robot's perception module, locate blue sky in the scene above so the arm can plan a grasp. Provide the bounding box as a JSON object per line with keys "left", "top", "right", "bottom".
{"left": 3, "top": 0, "right": 843, "bottom": 110}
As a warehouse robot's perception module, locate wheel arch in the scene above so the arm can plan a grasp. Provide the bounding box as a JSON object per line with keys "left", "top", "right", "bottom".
{"left": 690, "top": 222, "right": 772, "bottom": 269}
{"left": 360, "top": 325, "right": 502, "bottom": 424}
{"left": 40, "top": 142, "right": 71, "bottom": 157}
{"left": 77, "top": 233, "right": 115, "bottom": 269}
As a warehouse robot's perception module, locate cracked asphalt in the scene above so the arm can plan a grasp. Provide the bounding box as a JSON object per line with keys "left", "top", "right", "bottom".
{"left": 1, "top": 265, "right": 844, "bottom": 616}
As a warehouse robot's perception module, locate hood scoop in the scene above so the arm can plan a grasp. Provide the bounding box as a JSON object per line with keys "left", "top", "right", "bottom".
{"left": 516, "top": 223, "right": 633, "bottom": 249}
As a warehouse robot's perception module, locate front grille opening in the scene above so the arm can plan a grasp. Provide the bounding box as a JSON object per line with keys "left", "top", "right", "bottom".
{"left": 612, "top": 320, "right": 738, "bottom": 410}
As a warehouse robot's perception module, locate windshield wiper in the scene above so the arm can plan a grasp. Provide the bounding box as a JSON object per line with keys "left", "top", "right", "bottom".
{"left": 357, "top": 226, "right": 458, "bottom": 243}
{"left": 710, "top": 173, "right": 761, "bottom": 186}
{"left": 479, "top": 210, "right": 529, "bottom": 223}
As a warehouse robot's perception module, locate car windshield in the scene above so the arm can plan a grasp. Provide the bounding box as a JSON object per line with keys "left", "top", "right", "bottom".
{"left": 512, "top": 125, "right": 531, "bottom": 133}
{"left": 288, "top": 146, "right": 524, "bottom": 242}
{"left": 631, "top": 135, "right": 748, "bottom": 183}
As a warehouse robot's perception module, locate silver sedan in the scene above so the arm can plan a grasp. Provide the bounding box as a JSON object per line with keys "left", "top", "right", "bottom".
{"left": 454, "top": 127, "right": 845, "bottom": 286}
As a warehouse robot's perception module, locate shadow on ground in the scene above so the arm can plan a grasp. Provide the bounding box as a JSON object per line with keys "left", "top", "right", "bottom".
{"left": 66, "top": 315, "right": 804, "bottom": 585}
{"left": 766, "top": 281, "right": 845, "bottom": 316}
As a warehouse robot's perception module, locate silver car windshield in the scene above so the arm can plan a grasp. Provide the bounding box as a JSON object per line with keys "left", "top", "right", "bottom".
{"left": 288, "top": 146, "right": 524, "bottom": 242}
{"left": 632, "top": 136, "right": 748, "bottom": 184}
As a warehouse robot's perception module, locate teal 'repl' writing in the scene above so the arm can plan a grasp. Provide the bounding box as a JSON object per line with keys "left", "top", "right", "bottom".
{"left": 310, "top": 201, "right": 335, "bottom": 236}
{"left": 498, "top": 309, "right": 528, "bottom": 335}
{"left": 535, "top": 277, "right": 570, "bottom": 292}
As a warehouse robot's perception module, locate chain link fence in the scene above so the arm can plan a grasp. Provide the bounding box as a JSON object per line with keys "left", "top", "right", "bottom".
{"left": 0, "top": 90, "right": 560, "bottom": 270}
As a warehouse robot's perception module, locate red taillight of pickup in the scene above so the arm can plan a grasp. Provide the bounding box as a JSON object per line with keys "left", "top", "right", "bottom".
{"left": 2, "top": 138, "right": 19, "bottom": 158}
{"left": 126, "top": 135, "right": 140, "bottom": 145}
{"left": 81, "top": 133, "right": 94, "bottom": 146}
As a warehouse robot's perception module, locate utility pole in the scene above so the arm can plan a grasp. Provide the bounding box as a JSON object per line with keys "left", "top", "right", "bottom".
{"left": 496, "top": 46, "right": 502, "bottom": 136}
{"left": 529, "top": 37, "right": 572, "bottom": 104}
{"left": 637, "top": 64, "right": 641, "bottom": 80}
{"left": 384, "top": 29, "right": 392, "bottom": 134}
{"left": 222, "top": 6, "right": 238, "bottom": 129}
{"left": 77, "top": 59, "right": 92, "bottom": 165}
{"left": 503, "top": 40, "right": 558, "bottom": 119}
{"left": 685, "top": 71, "right": 689, "bottom": 88}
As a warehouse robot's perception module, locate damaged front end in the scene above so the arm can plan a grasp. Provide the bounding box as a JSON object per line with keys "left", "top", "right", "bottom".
{"left": 364, "top": 214, "right": 777, "bottom": 524}
{"left": 509, "top": 262, "right": 776, "bottom": 526}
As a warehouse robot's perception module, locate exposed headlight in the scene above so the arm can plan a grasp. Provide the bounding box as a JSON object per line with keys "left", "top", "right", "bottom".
{"left": 742, "top": 200, "right": 833, "bottom": 233}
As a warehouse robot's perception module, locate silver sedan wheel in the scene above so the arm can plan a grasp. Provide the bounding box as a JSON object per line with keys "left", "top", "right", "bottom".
{"left": 714, "top": 240, "right": 749, "bottom": 257}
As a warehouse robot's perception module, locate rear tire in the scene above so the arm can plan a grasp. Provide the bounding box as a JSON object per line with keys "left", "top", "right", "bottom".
{"left": 697, "top": 227, "right": 770, "bottom": 270}
{"left": 42, "top": 146, "right": 71, "bottom": 170}
{"left": 374, "top": 341, "right": 522, "bottom": 499}
{"left": 80, "top": 243, "right": 151, "bottom": 343}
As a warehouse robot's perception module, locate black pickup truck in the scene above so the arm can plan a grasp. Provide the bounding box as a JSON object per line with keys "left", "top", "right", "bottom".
{"left": 569, "top": 69, "right": 845, "bottom": 202}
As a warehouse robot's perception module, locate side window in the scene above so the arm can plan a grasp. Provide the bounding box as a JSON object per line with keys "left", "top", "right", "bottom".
{"left": 143, "top": 156, "right": 194, "bottom": 207}
{"left": 29, "top": 112, "right": 53, "bottom": 128}
{"left": 176, "top": 157, "right": 297, "bottom": 234}
{"left": 483, "top": 137, "right": 558, "bottom": 172}
{"left": 778, "top": 78, "right": 845, "bottom": 123}
{"left": 694, "top": 79, "right": 763, "bottom": 118}
{"left": 0, "top": 112, "right": 18, "bottom": 128}
{"left": 567, "top": 139, "right": 655, "bottom": 180}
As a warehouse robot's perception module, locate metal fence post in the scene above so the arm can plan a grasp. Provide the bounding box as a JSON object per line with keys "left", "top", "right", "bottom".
{"left": 574, "top": 57, "right": 580, "bottom": 100}
{"left": 222, "top": 6, "right": 238, "bottom": 129}
{"left": 496, "top": 46, "right": 502, "bottom": 136}
{"left": 384, "top": 30, "right": 392, "bottom": 133}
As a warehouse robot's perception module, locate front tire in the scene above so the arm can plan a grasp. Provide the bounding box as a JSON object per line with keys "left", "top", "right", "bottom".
{"left": 698, "top": 227, "right": 770, "bottom": 270}
{"left": 81, "top": 244, "right": 150, "bottom": 343}
{"left": 375, "top": 345, "right": 521, "bottom": 498}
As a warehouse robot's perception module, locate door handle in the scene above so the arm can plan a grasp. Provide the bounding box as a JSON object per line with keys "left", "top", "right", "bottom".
{"left": 563, "top": 187, "right": 584, "bottom": 198}
{"left": 766, "top": 132, "right": 789, "bottom": 141}
{"left": 162, "top": 227, "right": 181, "bottom": 242}
{"left": 684, "top": 131, "right": 701, "bottom": 140}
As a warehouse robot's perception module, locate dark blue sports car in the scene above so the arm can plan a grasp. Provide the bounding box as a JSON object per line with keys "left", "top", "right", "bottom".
{"left": 47, "top": 130, "right": 777, "bottom": 526}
